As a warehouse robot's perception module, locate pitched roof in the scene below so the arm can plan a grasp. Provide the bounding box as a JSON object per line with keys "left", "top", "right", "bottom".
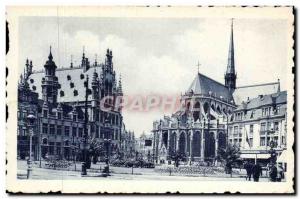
{"left": 233, "top": 82, "right": 280, "bottom": 105}
{"left": 28, "top": 65, "right": 104, "bottom": 102}
{"left": 235, "top": 91, "right": 287, "bottom": 111}
{"left": 187, "top": 73, "right": 233, "bottom": 102}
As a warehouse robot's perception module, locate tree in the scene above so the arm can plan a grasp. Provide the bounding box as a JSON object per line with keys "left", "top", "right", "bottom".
{"left": 217, "top": 144, "right": 241, "bottom": 175}
{"left": 88, "top": 138, "right": 104, "bottom": 165}
{"left": 171, "top": 150, "right": 185, "bottom": 167}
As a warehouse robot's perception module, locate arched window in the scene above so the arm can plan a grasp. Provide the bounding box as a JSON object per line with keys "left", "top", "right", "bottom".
{"left": 179, "top": 132, "right": 186, "bottom": 156}
{"left": 217, "top": 106, "right": 221, "bottom": 114}
{"left": 193, "top": 101, "right": 200, "bottom": 121}
{"left": 218, "top": 132, "right": 226, "bottom": 149}
{"left": 211, "top": 104, "right": 215, "bottom": 111}
{"left": 192, "top": 131, "right": 201, "bottom": 157}
{"left": 205, "top": 132, "right": 215, "bottom": 158}
{"left": 162, "top": 131, "right": 168, "bottom": 147}
{"left": 169, "top": 132, "right": 177, "bottom": 156}
{"left": 203, "top": 102, "right": 209, "bottom": 115}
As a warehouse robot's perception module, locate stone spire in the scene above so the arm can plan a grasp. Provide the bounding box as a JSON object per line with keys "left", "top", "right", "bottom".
{"left": 227, "top": 20, "right": 235, "bottom": 74}
{"left": 225, "top": 19, "right": 237, "bottom": 92}
{"left": 118, "top": 74, "right": 123, "bottom": 95}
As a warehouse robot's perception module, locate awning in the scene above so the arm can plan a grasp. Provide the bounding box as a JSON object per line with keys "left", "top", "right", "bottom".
{"left": 277, "top": 150, "right": 287, "bottom": 162}
{"left": 240, "top": 153, "right": 270, "bottom": 159}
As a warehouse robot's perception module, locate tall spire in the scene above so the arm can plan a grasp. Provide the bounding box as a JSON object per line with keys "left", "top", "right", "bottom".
{"left": 227, "top": 19, "right": 235, "bottom": 74}
{"left": 225, "top": 18, "right": 237, "bottom": 92}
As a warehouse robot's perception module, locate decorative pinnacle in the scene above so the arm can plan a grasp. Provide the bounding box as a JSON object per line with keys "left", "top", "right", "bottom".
{"left": 82, "top": 46, "right": 85, "bottom": 58}
{"left": 70, "top": 55, "right": 73, "bottom": 68}
{"left": 48, "top": 46, "right": 53, "bottom": 60}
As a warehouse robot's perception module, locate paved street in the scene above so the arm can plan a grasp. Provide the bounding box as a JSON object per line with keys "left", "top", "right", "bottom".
{"left": 17, "top": 160, "right": 272, "bottom": 182}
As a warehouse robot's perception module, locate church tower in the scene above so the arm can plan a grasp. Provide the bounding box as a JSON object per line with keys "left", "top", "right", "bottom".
{"left": 41, "top": 46, "right": 60, "bottom": 105}
{"left": 225, "top": 19, "right": 237, "bottom": 93}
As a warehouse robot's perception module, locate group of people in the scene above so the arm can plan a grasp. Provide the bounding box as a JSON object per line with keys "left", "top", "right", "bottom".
{"left": 244, "top": 161, "right": 284, "bottom": 182}
{"left": 244, "top": 161, "right": 263, "bottom": 182}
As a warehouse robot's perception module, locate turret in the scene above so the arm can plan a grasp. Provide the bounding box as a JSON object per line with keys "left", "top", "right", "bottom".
{"left": 81, "top": 46, "right": 90, "bottom": 72}
{"left": 41, "top": 46, "right": 60, "bottom": 105}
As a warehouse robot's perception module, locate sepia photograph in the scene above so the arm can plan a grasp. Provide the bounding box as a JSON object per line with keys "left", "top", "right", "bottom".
{"left": 6, "top": 6, "right": 294, "bottom": 194}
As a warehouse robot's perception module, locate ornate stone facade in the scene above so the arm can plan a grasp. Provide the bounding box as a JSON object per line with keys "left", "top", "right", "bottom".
{"left": 17, "top": 47, "right": 128, "bottom": 161}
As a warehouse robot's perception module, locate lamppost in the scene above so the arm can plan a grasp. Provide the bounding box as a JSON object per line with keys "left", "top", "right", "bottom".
{"left": 81, "top": 75, "right": 89, "bottom": 176}
{"left": 103, "top": 117, "right": 111, "bottom": 175}
{"left": 26, "top": 114, "right": 36, "bottom": 179}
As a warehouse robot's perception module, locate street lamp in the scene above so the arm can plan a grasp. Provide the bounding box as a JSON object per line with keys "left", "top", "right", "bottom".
{"left": 81, "top": 75, "right": 89, "bottom": 176}
{"left": 26, "top": 114, "right": 36, "bottom": 179}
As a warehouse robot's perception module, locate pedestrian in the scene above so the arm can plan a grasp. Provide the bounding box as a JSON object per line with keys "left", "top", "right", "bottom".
{"left": 252, "top": 163, "right": 262, "bottom": 182}
{"left": 244, "top": 161, "right": 253, "bottom": 181}
{"left": 277, "top": 164, "right": 284, "bottom": 180}
{"left": 269, "top": 164, "right": 278, "bottom": 182}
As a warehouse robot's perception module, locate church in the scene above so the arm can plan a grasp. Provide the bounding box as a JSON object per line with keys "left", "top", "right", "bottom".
{"left": 152, "top": 21, "right": 285, "bottom": 165}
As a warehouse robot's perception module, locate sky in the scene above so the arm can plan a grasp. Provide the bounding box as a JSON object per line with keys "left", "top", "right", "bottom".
{"left": 18, "top": 17, "right": 289, "bottom": 137}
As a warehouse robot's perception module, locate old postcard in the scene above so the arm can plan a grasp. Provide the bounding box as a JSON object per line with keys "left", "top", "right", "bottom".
{"left": 6, "top": 6, "right": 294, "bottom": 193}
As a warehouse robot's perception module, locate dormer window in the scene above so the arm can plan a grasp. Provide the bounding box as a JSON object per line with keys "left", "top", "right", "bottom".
{"left": 57, "top": 112, "right": 62, "bottom": 120}
{"left": 67, "top": 75, "right": 71, "bottom": 81}
{"left": 43, "top": 110, "right": 48, "bottom": 118}
{"left": 70, "top": 82, "right": 74, "bottom": 88}
{"left": 73, "top": 90, "right": 78, "bottom": 96}
{"left": 73, "top": 114, "right": 77, "bottom": 122}
{"left": 60, "top": 90, "right": 65, "bottom": 97}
